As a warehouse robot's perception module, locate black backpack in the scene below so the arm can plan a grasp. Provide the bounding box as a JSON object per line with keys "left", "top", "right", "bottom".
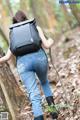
{"left": 9, "top": 19, "right": 42, "bottom": 56}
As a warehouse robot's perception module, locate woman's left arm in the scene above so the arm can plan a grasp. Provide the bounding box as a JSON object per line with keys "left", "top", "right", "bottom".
{"left": 0, "top": 48, "right": 13, "bottom": 64}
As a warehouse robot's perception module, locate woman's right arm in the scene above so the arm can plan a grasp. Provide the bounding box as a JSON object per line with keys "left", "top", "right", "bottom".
{"left": 37, "top": 26, "right": 54, "bottom": 49}
{"left": 0, "top": 48, "right": 13, "bottom": 64}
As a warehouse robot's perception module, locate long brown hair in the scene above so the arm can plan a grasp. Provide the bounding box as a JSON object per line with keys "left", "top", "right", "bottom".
{"left": 12, "top": 10, "right": 28, "bottom": 24}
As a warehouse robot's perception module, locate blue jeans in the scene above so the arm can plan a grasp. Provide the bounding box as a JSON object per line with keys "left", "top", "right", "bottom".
{"left": 16, "top": 48, "right": 53, "bottom": 117}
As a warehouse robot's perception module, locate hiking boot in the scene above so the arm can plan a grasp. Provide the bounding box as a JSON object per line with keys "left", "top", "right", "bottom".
{"left": 46, "top": 96, "right": 58, "bottom": 119}
{"left": 34, "top": 115, "right": 44, "bottom": 120}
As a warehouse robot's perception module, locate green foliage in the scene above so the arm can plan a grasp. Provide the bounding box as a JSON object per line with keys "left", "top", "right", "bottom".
{"left": 44, "top": 103, "right": 72, "bottom": 113}
{"left": 46, "top": 104, "right": 58, "bottom": 113}
{"left": 76, "top": 3, "right": 80, "bottom": 10}
{"left": 10, "top": 0, "right": 20, "bottom": 14}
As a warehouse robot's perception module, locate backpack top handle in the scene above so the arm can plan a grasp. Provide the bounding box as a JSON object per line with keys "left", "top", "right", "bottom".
{"left": 9, "top": 18, "right": 35, "bottom": 29}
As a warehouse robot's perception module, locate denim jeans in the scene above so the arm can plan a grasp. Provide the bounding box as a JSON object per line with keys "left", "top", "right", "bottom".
{"left": 16, "top": 48, "right": 53, "bottom": 117}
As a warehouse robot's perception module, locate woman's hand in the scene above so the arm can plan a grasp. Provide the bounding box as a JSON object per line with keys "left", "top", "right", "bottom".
{"left": 47, "top": 37, "right": 54, "bottom": 48}
{"left": 0, "top": 49, "right": 13, "bottom": 64}
{"left": 0, "top": 56, "right": 7, "bottom": 64}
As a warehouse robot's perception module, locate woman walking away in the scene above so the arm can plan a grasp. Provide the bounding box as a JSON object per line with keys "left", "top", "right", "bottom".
{"left": 0, "top": 10, "right": 58, "bottom": 120}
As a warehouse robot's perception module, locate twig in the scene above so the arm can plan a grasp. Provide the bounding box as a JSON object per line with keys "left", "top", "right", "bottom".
{"left": 49, "top": 48, "right": 69, "bottom": 104}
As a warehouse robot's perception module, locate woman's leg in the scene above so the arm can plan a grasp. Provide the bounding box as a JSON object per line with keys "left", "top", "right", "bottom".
{"left": 34, "top": 50, "right": 58, "bottom": 119}
{"left": 34, "top": 54, "right": 53, "bottom": 97}
{"left": 39, "top": 78, "right": 53, "bottom": 97}
{"left": 17, "top": 63, "right": 43, "bottom": 118}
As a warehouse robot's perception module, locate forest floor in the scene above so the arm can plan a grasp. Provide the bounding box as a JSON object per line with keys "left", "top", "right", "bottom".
{"left": 19, "top": 27, "right": 80, "bottom": 120}
{"left": 0, "top": 27, "right": 80, "bottom": 120}
{"left": 48, "top": 27, "right": 80, "bottom": 120}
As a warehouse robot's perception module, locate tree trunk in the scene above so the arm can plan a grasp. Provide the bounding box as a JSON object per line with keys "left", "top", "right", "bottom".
{"left": 30, "top": 0, "right": 49, "bottom": 28}
{"left": 5, "top": 0, "right": 14, "bottom": 17}
{"left": 20, "top": 0, "right": 28, "bottom": 12}
{"left": 44, "top": 0, "right": 57, "bottom": 30}
{"left": 61, "top": 4, "right": 72, "bottom": 28}
{"left": 0, "top": 0, "right": 9, "bottom": 41}
{"left": 0, "top": 47, "right": 28, "bottom": 120}
{"left": 69, "top": 4, "right": 80, "bottom": 25}
{"left": 0, "top": 27, "right": 9, "bottom": 46}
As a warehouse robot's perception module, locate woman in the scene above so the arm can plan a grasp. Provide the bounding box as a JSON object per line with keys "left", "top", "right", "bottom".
{"left": 0, "top": 10, "right": 58, "bottom": 120}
